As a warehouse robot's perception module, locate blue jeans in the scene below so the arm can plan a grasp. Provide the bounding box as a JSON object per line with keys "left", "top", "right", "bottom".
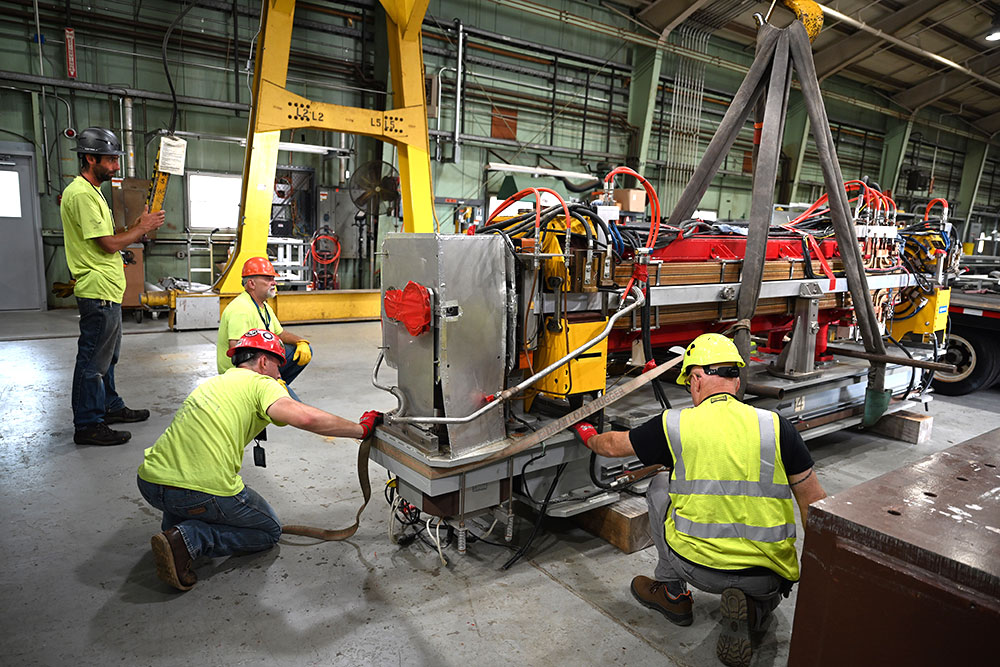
{"left": 278, "top": 342, "right": 311, "bottom": 401}
{"left": 72, "top": 297, "right": 125, "bottom": 428}
{"left": 136, "top": 476, "right": 282, "bottom": 560}
{"left": 646, "top": 472, "right": 785, "bottom": 629}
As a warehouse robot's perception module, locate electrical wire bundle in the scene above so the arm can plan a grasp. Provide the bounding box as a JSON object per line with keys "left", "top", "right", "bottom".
{"left": 385, "top": 477, "right": 452, "bottom": 559}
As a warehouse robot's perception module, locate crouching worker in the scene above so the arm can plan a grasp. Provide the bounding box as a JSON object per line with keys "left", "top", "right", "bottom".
{"left": 137, "top": 328, "right": 383, "bottom": 591}
{"left": 571, "top": 333, "right": 826, "bottom": 667}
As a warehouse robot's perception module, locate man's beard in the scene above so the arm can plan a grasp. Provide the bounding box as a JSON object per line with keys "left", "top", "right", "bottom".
{"left": 266, "top": 285, "right": 278, "bottom": 299}
{"left": 94, "top": 162, "right": 116, "bottom": 183}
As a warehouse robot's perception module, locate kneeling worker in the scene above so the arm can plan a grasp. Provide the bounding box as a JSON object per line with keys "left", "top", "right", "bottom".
{"left": 217, "top": 257, "right": 313, "bottom": 397}
{"left": 138, "top": 329, "right": 382, "bottom": 591}
{"left": 572, "top": 333, "right": 826, "bottom": 667}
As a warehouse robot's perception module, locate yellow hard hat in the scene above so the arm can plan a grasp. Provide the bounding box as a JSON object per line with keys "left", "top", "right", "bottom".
{"left": 676, "top": 333, "right": 745, "bottom": 385}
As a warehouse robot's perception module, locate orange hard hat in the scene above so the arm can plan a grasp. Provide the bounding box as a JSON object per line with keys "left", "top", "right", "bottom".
{"left": 227, "top": 328, "right": 286, "bottom": 362}
{"left": 242, "top": 256, "right": 279, "bottom": 278}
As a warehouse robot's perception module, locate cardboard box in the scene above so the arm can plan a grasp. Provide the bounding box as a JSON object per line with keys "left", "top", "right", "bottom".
{"left": 613, "top": 188, "right": 646, "bottom": 213}
{"left": 111, "top": 177, "right": 157, "bottom": 239}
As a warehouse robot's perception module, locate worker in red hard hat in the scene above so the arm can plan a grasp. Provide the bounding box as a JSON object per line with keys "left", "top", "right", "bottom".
{"left": 138, "top": 328, "right": 383, "bottom": 592}
{"left": 216, "top": 256, "right": 314, "bottom": 399}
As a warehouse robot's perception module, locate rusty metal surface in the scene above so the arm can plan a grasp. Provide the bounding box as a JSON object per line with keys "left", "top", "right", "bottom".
{"left": 789, "top": 427, "right": 1000, "bottom": 666}
{"left": 810, "top": 427, "right": 1000, "bottom": 594}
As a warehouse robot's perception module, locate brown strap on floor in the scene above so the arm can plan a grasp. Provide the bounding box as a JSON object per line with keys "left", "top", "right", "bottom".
{"left": 281, "top": 435, "right": 372, "bottom": 541}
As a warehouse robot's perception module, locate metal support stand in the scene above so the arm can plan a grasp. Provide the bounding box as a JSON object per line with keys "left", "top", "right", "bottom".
{"left": 661, "top": 20, "right": 890, "bottom": 422}
{"left": 770, "top": 282, "right": 823, "bottom": 380}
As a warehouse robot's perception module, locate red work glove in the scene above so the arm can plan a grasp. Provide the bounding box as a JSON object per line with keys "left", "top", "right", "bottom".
{"left": 570, "top": 421, "right": 598, "bottom": 447}
{"left": 358, "top": 410, "right": 383, "bottom": 439}
{"left": 642, "top": 359, "right": 657, "bottom": 374}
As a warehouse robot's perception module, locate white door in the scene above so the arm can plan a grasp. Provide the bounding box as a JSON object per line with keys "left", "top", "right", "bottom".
{"left": 0, "top": 143, "right": 46, "bottom": 311}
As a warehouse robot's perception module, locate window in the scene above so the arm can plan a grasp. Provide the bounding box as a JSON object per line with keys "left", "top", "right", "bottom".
{"left": 186, "top": 172, "right": 242, "bottom": 231}
{"left": 0, "top": 170, "right": 22, "bottom": 218}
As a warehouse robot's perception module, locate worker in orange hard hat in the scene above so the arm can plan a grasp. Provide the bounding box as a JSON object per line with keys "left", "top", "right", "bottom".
{"left": 215, "top": 257, "right": 314, "bottom": 399}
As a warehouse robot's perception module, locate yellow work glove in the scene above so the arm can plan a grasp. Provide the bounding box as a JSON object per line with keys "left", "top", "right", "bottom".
{"left": 292, "top": 339, "right": 312, "bottom": 366}
{"left": 52, "top": 279, "right": 76, "bottom": 298}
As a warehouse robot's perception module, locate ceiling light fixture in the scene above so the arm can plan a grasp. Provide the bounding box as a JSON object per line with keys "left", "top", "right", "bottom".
{"left": 986, "top": 16, "right": 1000, "bottom": 41}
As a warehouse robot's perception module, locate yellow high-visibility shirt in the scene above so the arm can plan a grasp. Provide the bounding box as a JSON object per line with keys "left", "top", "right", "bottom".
{"left": 61, "top": 176, "right": 125, "bottom": 302}
{"left": 138, "top": 368, "right": 289, "bottom": 497}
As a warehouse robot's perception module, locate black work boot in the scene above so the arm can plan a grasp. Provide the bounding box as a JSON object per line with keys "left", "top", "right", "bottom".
{"left": 104, "top": 406, "right": 150, "bottom": 424}
{"left": 150, "top": 527, "right": 197, "bottom": 591}
{"left": 630, "top": 575, "right": 694, "bottom": 626}
{"left": 717, "top": 588, "right": 756, "bottom": 667}
{"left": 74, "top": 423, "right": 131, "bottom": 446}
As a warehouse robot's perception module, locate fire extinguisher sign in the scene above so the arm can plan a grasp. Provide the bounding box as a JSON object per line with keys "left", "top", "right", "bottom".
{"left": 65, "top": 28, "right": 77, "bottom": 79}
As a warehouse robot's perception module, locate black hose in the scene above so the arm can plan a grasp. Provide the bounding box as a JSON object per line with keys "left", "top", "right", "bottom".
{"left": 589, "top": 451, "right": 614, "bottom": 490}
{"left": 887, "top": 335, "right": 916, "bottom": 400}
{"left": 558, "top": 176, "right": 601, "bottom": 193}
{"left": 640, "top": 283, "right": 670, "bottom": 409}
{"left": 567, "top": 210, "right": 594, "bottom": 248}
{"left": 162, "top": 1, "right": 200, "bottom": 135}
{"left": 477, "top": 203, "right": 562, "bottom": 234}
{"left": 502, "top": 462, "right": 567, "bottom": 570}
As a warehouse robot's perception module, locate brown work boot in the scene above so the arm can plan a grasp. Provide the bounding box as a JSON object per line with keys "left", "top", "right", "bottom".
{"left": 717, "top": 588, "right": 756, "bottom": 667}
{"left": 630, "top": 575, "right": 693, "bottom": 626}
{"left": 150, "top": 527, "right": 197, "bottom": 591}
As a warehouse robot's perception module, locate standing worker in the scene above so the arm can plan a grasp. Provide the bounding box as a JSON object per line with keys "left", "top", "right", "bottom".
{"left": 571, "top": 333, "right": 826, "bottom": 667}
{"left": 217, "top": 257, "right": 313, "bottom": 398}
{"left": 62, "top": 127, "right": 165, "bottom": 446}
{"left": 138, "top": 329, "right": 383, "bottom": 591}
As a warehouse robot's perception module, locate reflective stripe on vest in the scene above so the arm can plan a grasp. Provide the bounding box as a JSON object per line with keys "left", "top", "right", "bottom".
{"left": 671, "top": 511, "right": 796, "bottom": 542}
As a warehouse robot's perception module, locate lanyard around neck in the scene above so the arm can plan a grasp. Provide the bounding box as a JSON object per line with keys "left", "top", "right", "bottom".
{"left": 250, "top": 294, "right": 271, "bottom": 330}
{"left": 88, "top": 179, "right": 109, "bottom": 208}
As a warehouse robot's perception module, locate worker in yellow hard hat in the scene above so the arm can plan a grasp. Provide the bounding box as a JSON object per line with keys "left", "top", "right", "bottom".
{"left": 570, "top": 333, "right": 826, "bottom": 667}
{"left": 216, "top": 257, "right": 314, "bottom": 399}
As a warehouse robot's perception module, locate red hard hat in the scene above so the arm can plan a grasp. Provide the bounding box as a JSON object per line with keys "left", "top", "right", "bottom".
{"left": 227, "top": 328, "right": 286, "bottom": 362}
{"left": 242, "top": 257, "right": 279, "bottom": 278}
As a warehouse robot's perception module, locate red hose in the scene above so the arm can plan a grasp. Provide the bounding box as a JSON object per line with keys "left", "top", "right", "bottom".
{"left": 311, "top": 234, "right": 341, "bottom": 264}
{"left": 602, "top": 166, "right": 662, "bottom": 297}
{"left": 924, "top": 198, "right": 949, "bottom": 221}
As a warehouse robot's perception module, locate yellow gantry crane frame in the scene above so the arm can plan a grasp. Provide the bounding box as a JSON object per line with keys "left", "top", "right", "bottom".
{"left": 215, "top": 0, "right": 434, "bottom": 294}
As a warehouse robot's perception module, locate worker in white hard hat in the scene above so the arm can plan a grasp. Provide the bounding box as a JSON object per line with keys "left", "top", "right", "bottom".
{"left": 570, "top": 333, "right": 826, "bottom": 667}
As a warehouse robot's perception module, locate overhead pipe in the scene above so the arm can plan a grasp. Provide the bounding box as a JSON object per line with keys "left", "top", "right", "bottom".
{"left": 123, "top": 97, "right": 136, "bottom": 177}
{"left": 32, "top": 0, "right": 51, "bottom": 194}
{"left": 453, "top": 19, "right": 465, "bottom": 164}
{"left": 818, "top": 4, "right": 1000, "bottom": 97}
{"left": 0, "top": 70, "right": 249, "bottom": 112}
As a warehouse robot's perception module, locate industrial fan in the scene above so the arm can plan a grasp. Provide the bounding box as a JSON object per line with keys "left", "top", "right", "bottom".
{"left": 347, "top": 160, "right": 400, "bottom": 287}
{"left": 348, "top": 160, "right": 400, "bottom": 216}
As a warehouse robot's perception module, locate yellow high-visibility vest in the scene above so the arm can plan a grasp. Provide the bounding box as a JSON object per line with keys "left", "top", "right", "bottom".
{"left": 661, "top": 393, "right": 799, "bottom": 581}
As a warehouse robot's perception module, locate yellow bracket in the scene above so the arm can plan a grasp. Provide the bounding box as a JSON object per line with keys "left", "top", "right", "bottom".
{"left": 255, "top": 81, "right": 428, "bottom": 152}
{"left": 214, "top": 0, "right": 434, "bottom": 295}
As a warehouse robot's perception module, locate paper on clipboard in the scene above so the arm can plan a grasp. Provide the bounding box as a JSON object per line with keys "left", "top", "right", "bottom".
{"left": 158, "top": 136, "right": 188, "bottom": 176}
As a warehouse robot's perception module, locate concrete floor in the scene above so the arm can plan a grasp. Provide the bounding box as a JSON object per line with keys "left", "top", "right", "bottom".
{"left": 2, "top": 309, "right": 998, "bottom": 667}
